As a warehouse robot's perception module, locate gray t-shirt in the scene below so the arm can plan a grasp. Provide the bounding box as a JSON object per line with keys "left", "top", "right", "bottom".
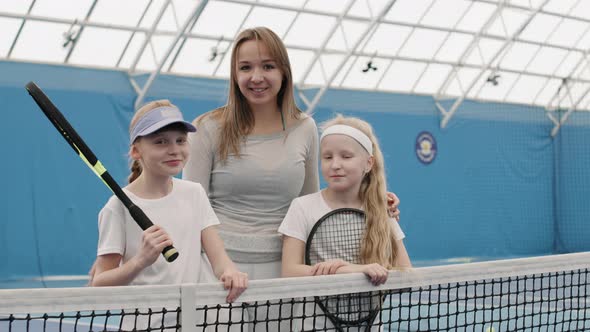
{"left": 183, "top": 114, "right": 320, "bottom": 263}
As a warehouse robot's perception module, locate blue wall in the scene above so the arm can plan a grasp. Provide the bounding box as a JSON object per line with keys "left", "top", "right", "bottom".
{"left": 1, "top": 61, "right": 588, "bottom": 280}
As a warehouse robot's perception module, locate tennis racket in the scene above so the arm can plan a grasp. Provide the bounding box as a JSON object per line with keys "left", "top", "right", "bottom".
{"left": 25, "top": 81, "right": 179, "bottom": 263}
{"left": 305, "top": 208, "right": 382, "bottom": 331}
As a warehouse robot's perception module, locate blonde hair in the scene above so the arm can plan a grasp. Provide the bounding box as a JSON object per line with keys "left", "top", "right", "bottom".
{"left": 197, "top": 26, "right": 301, "bottom": 161}
{"left": 320, "top": 115, "right": 396, "bottom": 269}
{"left": 128, "top": 99, "right": 175, "bottom": 184}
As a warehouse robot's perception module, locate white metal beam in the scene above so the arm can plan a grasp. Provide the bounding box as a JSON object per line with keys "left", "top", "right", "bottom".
{"left": 295, "top": 0, "right": 357, "bottom": 107}
{"left": 134, "top": 0, "right": 209, "bottom": 109}
{"left": 304, "top": 0, "right": 399, "bottom": 114}
{"left": 437, "top": 0, "right": 551, "bottom": 128}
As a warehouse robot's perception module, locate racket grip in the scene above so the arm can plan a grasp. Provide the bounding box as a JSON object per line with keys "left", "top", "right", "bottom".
{"left": 128, "top": 205, "right": 179, "bottom": 263}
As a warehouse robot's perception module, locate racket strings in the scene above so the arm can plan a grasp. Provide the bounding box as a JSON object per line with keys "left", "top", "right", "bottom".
{"left": 307, "top": 210, "right": 382, "bottom": 326}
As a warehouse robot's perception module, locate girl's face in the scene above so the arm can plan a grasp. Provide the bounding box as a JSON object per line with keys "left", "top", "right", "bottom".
{"left": 320, "top": 134, "right": 373, "bottom": 194}
{"left": 131, "top": 130, "right": 189, "bottom": 179}
{"left": 235, "top": 40, "right": 283, "bottom": 110}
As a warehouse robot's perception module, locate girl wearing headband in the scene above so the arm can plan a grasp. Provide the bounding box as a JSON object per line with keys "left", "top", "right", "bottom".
{"left": 91, "top": 100, "right": 248, "bottom": 328}
{"left": 280, "top": 114, "right": 411, "bottom": 279}
{"left": 279, "top": 115, "right": 411, "bottom": 330}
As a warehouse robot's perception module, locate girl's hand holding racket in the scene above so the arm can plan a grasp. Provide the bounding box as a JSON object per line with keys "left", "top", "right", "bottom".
{"left": 135, "top": 225, "right": 174, "bottom": 269}
{"left": 311, "top": 259, "right": 349, "bottom": 276}
{"left": 220, "top": 269, "right": 249, "bottom": 303}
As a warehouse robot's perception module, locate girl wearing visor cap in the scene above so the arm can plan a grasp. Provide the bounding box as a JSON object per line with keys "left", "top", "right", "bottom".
{"left": 91, "top": 100, "right": 247, "bottom": 304}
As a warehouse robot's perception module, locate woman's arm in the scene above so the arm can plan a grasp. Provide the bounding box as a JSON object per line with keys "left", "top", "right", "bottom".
{"left": 202, "top": 226, "right": 248, "bottom": 303}
{"left": 91, "top": 225, "right": 172, "bottom": 286}
{"left": 393, "top": 240, "right": 412, "bottom": 268}
{"left": 299, "top": 119, "right": 320, "bottom": 196}
{"left": 183, "top": 118, "right": 215, "bottom": 193}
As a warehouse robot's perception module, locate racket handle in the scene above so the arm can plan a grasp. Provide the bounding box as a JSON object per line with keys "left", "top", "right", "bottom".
{"left": 128, "top": 205, "right": 179, "bottom": 263}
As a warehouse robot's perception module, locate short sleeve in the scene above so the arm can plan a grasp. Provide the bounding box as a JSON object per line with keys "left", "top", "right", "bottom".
{"left": 97, "top": 201, "right": 125, "bottom": 256}
{"left": 278, "top": 198, "right": 309, "bottom": 242}
{"left": 195, "top": 184, "right": 220, "bottom": 231}
{"left": 390, "top": 218, "right": 406, "bottom": 241}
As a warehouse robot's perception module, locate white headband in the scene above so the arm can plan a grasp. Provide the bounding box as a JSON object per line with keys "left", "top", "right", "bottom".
{"left": 320, "top": 124, "right": 373, "bottom": 155}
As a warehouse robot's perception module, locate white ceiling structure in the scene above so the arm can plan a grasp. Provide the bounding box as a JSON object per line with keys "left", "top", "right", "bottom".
{"left": 2, "top": 0, "right": 590, "bottom": 135}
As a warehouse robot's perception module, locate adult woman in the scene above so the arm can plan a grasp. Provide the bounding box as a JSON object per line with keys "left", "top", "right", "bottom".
{"left": 183, "top": 27, "right": 400, "bottom": 280}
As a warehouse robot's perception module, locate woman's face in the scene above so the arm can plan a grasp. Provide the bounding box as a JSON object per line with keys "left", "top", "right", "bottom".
{"left": 235, "top": 40, "right": 283, "bottom": 110}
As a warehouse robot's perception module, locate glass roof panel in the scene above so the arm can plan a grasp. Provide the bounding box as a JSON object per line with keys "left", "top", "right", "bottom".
{"left": 554, "top": 51, "right": 583, "bottom": 77}
{"left": 242, "top": 6, "right": 297, "bottom": 38}
{"left": 384, "top": 0, "right": 432, "bottom": 24}
{"left": 363, "top": 24, "right": 412, "bottom": 56}
{"left": 455, "top": 2, "right": 496, "bottom": 32}
{"left": 533, "top": 78, "right": 561, "bottom": 106}
{"left": 505, "top": 74, "right": 547, "bottom": 104}
{"left": 546, "top": 18, "right": 589, "bottom": 49}
{"left": 519, "top": 13, "right": 561, "bottom": 44}
{"left": 485, "top": 7, "right": 530, "bottom": 38}
{"left": 499, "top": 42, "right": 539, "bottom": 71}
{"left": 191, "top": 1, "right": 250, "bottom": 38}
{"left": 341, "top": 56, "right": 389, "bottom": 89}
{"left": 434, "top": 32, "right": 473, "bottom": 63}
{"left": 444, "top": 67, "right": 480, "bottom": 97}
{"left": 170, "top": 37, "right": 220, "bottom": 76}
{"left": 526, "top": 46, "right": 567, "bottom": 75}
{"left": 543, "top": 0, "right": 579, "bottom": 15}
{"left": 286, "top": 48, "right": 315, "bottom": 83}
{"left": 420, "top": 0, "right": 472, "bottom": 29}
{"left": 413, "top": 63, "right": 453, "bottom": 94}
{"left": 378, "top": 60, "right": 427, "bottom": 92}
{"left": 2, "top": 0, "right": 590, "bottom": 111}
{"left": 68, "top": 27, "right": 132, "bottom": 68}
{"left": 569, "top": 1, "right": 590, "bottom": 20}
{"left": 0, "top": 17, "right": 21, "bottom": 57}
{"left": 348, "top": 0, "right": 390, "bottom": 18}
{"left": 117, "top": 33, "right": 147, "bottom": 69}
{"left": 0, "top": 0, "right": 33, "bottom": 14}
{"left": 30, "top": 0, "right": 93, "bottom": 20}
{"left": 476, "top": 71, "right": 519, "bottom": 101}
{"left": 326, "top": 20, "right": 368, "bottom": 52}
{"left": 11, "top": 21, "right": 71, "bottom": 63}
{"left": 89, "top": 0, "right": 150, "bottom": 27}
{"left": 283, "top": 13, "right": 334, "bottom": 48}
{"left": 398, "top": 28, "right": 448, "bottom": 60}
{"left": 464, "top": 38, "right": 504, "bottom": 66}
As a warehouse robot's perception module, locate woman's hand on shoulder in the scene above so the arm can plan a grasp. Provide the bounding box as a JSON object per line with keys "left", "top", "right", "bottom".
{"left": 311, "top": 259, "right": 349, "bottom": 276}
{"left": 220, "top": 268, "right": 249, "bottom": 303}
{"left": 386, "top": 192, "right": 400, "bottom": 221}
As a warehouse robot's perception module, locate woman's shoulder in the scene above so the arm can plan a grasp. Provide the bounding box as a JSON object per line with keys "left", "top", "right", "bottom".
{"left": 290, "top": 112, "right": 318, "bottom": 134}
{"left": 193, "top": 110, "right": 222, "bottom": 132}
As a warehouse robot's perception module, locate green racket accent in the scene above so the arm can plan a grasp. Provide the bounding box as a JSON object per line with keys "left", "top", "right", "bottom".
{"left": 25, "top": 81, "right": 179, "bottom": 263}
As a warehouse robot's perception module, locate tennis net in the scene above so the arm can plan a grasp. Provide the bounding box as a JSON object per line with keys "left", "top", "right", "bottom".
{"left": 1, "top": 252, "right": 589, "bottom": 331}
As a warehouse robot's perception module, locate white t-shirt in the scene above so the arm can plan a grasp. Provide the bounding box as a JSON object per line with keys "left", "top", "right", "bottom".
{"left": 97, "top": 178, "right": 219, "bottom": 285}
{"left": 278, "top": 191, "right": 405, "bottom": 332}
{"left": 278, "top": 191, "right": 405, "bottom": 245}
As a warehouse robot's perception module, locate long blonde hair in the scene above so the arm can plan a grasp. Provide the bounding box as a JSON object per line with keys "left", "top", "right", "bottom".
{"left": 128, "top": 99, "right": 175, "bottom": 184}
{"left": 197, "top": 26, "right": 301, "bottom": 161}
{"left": 321, "top": 115, "right": 396, "bottom": 269}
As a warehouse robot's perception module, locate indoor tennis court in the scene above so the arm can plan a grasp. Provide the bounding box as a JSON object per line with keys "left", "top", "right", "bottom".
{"left": 1, "top": 0, "right": 589, "bottom": 331}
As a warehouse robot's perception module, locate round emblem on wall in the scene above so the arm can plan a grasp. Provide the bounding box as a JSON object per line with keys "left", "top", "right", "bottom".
{"left": 415, "top": 131, "right": 437, "bottom": 164}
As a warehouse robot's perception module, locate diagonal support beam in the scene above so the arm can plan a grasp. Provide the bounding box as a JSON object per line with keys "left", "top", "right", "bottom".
{"left": 436, "top": 0, "right": 550, "bottom": 128}
{"left": 133, "top": 0, "right": 209, "bottom": 109}
{"left": 303, "top": 0, "right": 398, "bottom": 114}
{"left": 550, "top": 52, "right": 590, "bottom": 137}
